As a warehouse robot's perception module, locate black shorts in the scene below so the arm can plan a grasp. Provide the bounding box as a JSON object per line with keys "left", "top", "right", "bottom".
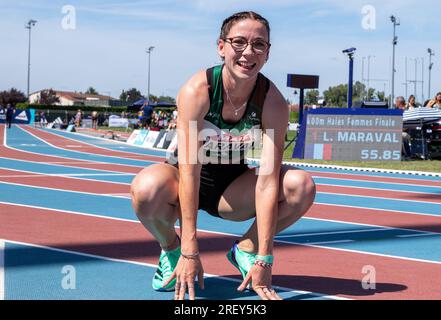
{"left": 168, "top": 162, "right": 249, "bottom": 218}
{"left": 199, "top": 163, "right": 249, "bottom": 217}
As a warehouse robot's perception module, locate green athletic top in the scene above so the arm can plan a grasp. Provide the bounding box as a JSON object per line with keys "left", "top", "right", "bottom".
{"left": 167, "top": 64, "right": 270, "bottom": 165}
{"left": 201, "top": 64, "right": 270, "bottom": 164}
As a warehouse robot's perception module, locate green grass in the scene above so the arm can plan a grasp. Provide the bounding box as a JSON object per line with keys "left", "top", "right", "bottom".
{"left": 98, "top": 126, "right": 133, "bottom": 133}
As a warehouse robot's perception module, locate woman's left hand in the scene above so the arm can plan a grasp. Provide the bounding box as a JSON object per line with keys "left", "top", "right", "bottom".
{"left": 237, "top": 265, "right": 282, "bottom": 300}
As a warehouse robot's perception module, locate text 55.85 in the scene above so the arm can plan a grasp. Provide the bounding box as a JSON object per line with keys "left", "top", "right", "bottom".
{"left": 361, "top": 149, "right": 401, "bottom": 160}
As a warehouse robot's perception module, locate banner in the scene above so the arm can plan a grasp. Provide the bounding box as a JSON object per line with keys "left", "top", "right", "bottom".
{"left": 142, "top": 131, "right": 160, "bottom": 149}
{"left": 127, "top": 130, "right": 141, "bottom": 145}
{"left": 294, "top": 108, "right": 403, "bottom": 161}
{"left": 153, "top": 130, "right": 167, "bottom": 148}
{"left": 133, "top": 129, "right": 149, "bottom": 146}
{"left": 0, "top": 109, "right": 31, "bottom": 124}
{"left": 108, "top": 115, "right": 129, "bottom": 128}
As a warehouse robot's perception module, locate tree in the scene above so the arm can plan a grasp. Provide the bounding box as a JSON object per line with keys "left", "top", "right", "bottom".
{"left": 323, "top": 84, "right": 348, "bottom": 107}
{"left": 367, "top": 88, "right": 376, "bottom": 101}
{"left": 148, "top": 94, "right": 159, "bottom": 103}
{"left": 305, "top": 89, "right": 320, "bottom": 105}
{"left": 157, "top": 95, "right": 176, "bottom": 104}
{"left": 85, "top": 87, "right": 98, "bottom": 95}
{"left": 120, "top": 88, "right": 144, "bottom": 103}
{"left": 323, "top": 81, "right": 370, "bottom": 107}
{"left": 38, "top": 89, "right": 60, "bottom": 105}
{"left": 0, "top": 88, "right": 27, "bottom": 106}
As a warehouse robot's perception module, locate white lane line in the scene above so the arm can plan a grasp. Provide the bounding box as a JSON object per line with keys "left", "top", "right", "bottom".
{"left": 397, "top": 233, "right": 440, "bottom": 238}
{"left": 0, "top": 239, "right": 5, "bottom": 300}
{"left": 306, "top": 240, "right": 355, "bottom": 245}
{"left": 276, "top": 228, "right": 386, "bottom": 238}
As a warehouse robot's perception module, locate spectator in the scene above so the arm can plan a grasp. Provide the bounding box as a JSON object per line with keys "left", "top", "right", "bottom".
{"left": 34, "top": 111, "right": 41, "bottom": 127}
{"left": 40, "top": 111, "right": 47, "bottom": 127}
{"left": 406, "top": 95, "right": 418, "bottom": 110}
{"left": 5, "top": 103, "right": 15, "bottom": 129}
{"left": 91, "top": 110, "right": 99, "bottom": 130}
{"left": 142, "top": 101, "right": 154, "bottom": 129}
{"left": 427, "top": 92, "right": 441, "bottom": 109}
{"left": 74, "top": 109, "right": 83, "bottom": 127}
{"left": 167, "top": 117, "right": 177, "bottom": 130}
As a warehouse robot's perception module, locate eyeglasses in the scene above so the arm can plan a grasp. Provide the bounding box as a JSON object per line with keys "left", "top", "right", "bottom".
{"left": 223, "top": 37, "right": 270, "bottom": 54}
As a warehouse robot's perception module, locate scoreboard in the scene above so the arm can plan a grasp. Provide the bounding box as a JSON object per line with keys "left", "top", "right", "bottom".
{"left": 294, "top": 108, "right": 404, "bottom": 161}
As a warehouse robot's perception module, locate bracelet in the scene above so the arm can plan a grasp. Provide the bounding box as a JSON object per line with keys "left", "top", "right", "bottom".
{"left": 181, "top": 252, "right": 199, "bottom": 259}
{"left": 256, "top": 255, "right": 274, "bottom": 264}
{"left": 254, "top": 260, "right": 273, "bottom": 268}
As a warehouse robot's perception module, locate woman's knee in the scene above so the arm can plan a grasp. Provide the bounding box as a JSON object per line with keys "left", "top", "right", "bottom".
{"left": 130, "top": 166, "right": 178, "bottom": 218}
{"left": 282, "top": 169, "right": 316, "bottom": 208}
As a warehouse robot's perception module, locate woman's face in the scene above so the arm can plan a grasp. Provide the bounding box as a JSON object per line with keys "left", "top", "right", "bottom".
{"left": 436, "top": 94, "right": 441, "bottom": 102}
{"left": 218, "top": 19, "right": 270, "bottom": 81}
{"left": 410, "top": 96, "right": 415, "bottom": 104}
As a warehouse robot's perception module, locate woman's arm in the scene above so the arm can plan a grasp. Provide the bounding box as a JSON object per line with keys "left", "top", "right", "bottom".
{"left": 255, "top": 82, "right": 289, "bottom": 257}
{"left": 165, "top": 71, "right": 209, "bottom": 300}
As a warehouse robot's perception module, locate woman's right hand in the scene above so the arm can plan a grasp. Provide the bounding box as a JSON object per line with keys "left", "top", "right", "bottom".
{"left": 163, "top": 254, "right": 204, "bottom": 300}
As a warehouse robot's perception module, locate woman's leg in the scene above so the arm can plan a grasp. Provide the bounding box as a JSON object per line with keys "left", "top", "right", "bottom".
{"left": 131, "top": 163, "right": 181, "bottom": 250}
{"left": 218, "top": 165, "right": 316, "bottom": 253}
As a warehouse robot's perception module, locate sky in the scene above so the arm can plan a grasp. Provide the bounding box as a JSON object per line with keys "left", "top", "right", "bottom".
{"left": 0, "top": 0, "right": 440, "bottom": 104}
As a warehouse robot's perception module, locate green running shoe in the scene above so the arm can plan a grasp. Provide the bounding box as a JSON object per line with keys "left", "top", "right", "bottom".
{"left": 152, "top": 246, "right": 181, "bottom": 292}
{"left": 226, "top": 241, "right": 256, "bottom": 281}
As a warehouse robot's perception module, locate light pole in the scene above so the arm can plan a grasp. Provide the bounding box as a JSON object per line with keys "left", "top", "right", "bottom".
{"left": 405, "top": 57, "right": 408, "bottom": 99}
{"left": 361, "top": 56, "right": 365, "bottom": 96}
{"left": 343, "top": 47, "right": 356, "bottom": 108}
{"left": 367, "top": 55, "right": 375, "bottom": 100}
{"left": 390, "top": 15, "right": 400, "bottom": 108}
{"left": 428, "top": 48, "right": 435, "bottom": 100}
{"left": 410, "top": 57, "right": 418, "bottom": 101}
{"left": 146, "top": 46, "right": 155, "bottom": 103}
{"left": 421, "top": 57, "right": 425, "bottom": 103}
{"left": 25, "top": 19, "right": 37, "bottom": 100}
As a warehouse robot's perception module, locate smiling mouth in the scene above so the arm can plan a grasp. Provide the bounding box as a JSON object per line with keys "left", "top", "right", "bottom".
{"left": 237, "top": 61, "right": 256, "bottom": 70}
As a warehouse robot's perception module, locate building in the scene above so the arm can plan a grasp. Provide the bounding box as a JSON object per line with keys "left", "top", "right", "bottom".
{"left": 29, "top": 90, "right": 123, "bottom": 107}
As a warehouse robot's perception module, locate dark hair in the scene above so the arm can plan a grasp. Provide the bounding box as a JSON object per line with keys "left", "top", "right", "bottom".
{"left": 219, "top": 11, "right": 270, "bottom": 42}
{"left": 408, "top": 94, "right": 415, "bottom": 102}
{"left": 396, "top": 96, "right": 405, "bottom": 106}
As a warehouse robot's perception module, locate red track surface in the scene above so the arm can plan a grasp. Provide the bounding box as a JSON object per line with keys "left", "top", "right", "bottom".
{"left": 0, "top": 168, "right": 130, "bottom": 195}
